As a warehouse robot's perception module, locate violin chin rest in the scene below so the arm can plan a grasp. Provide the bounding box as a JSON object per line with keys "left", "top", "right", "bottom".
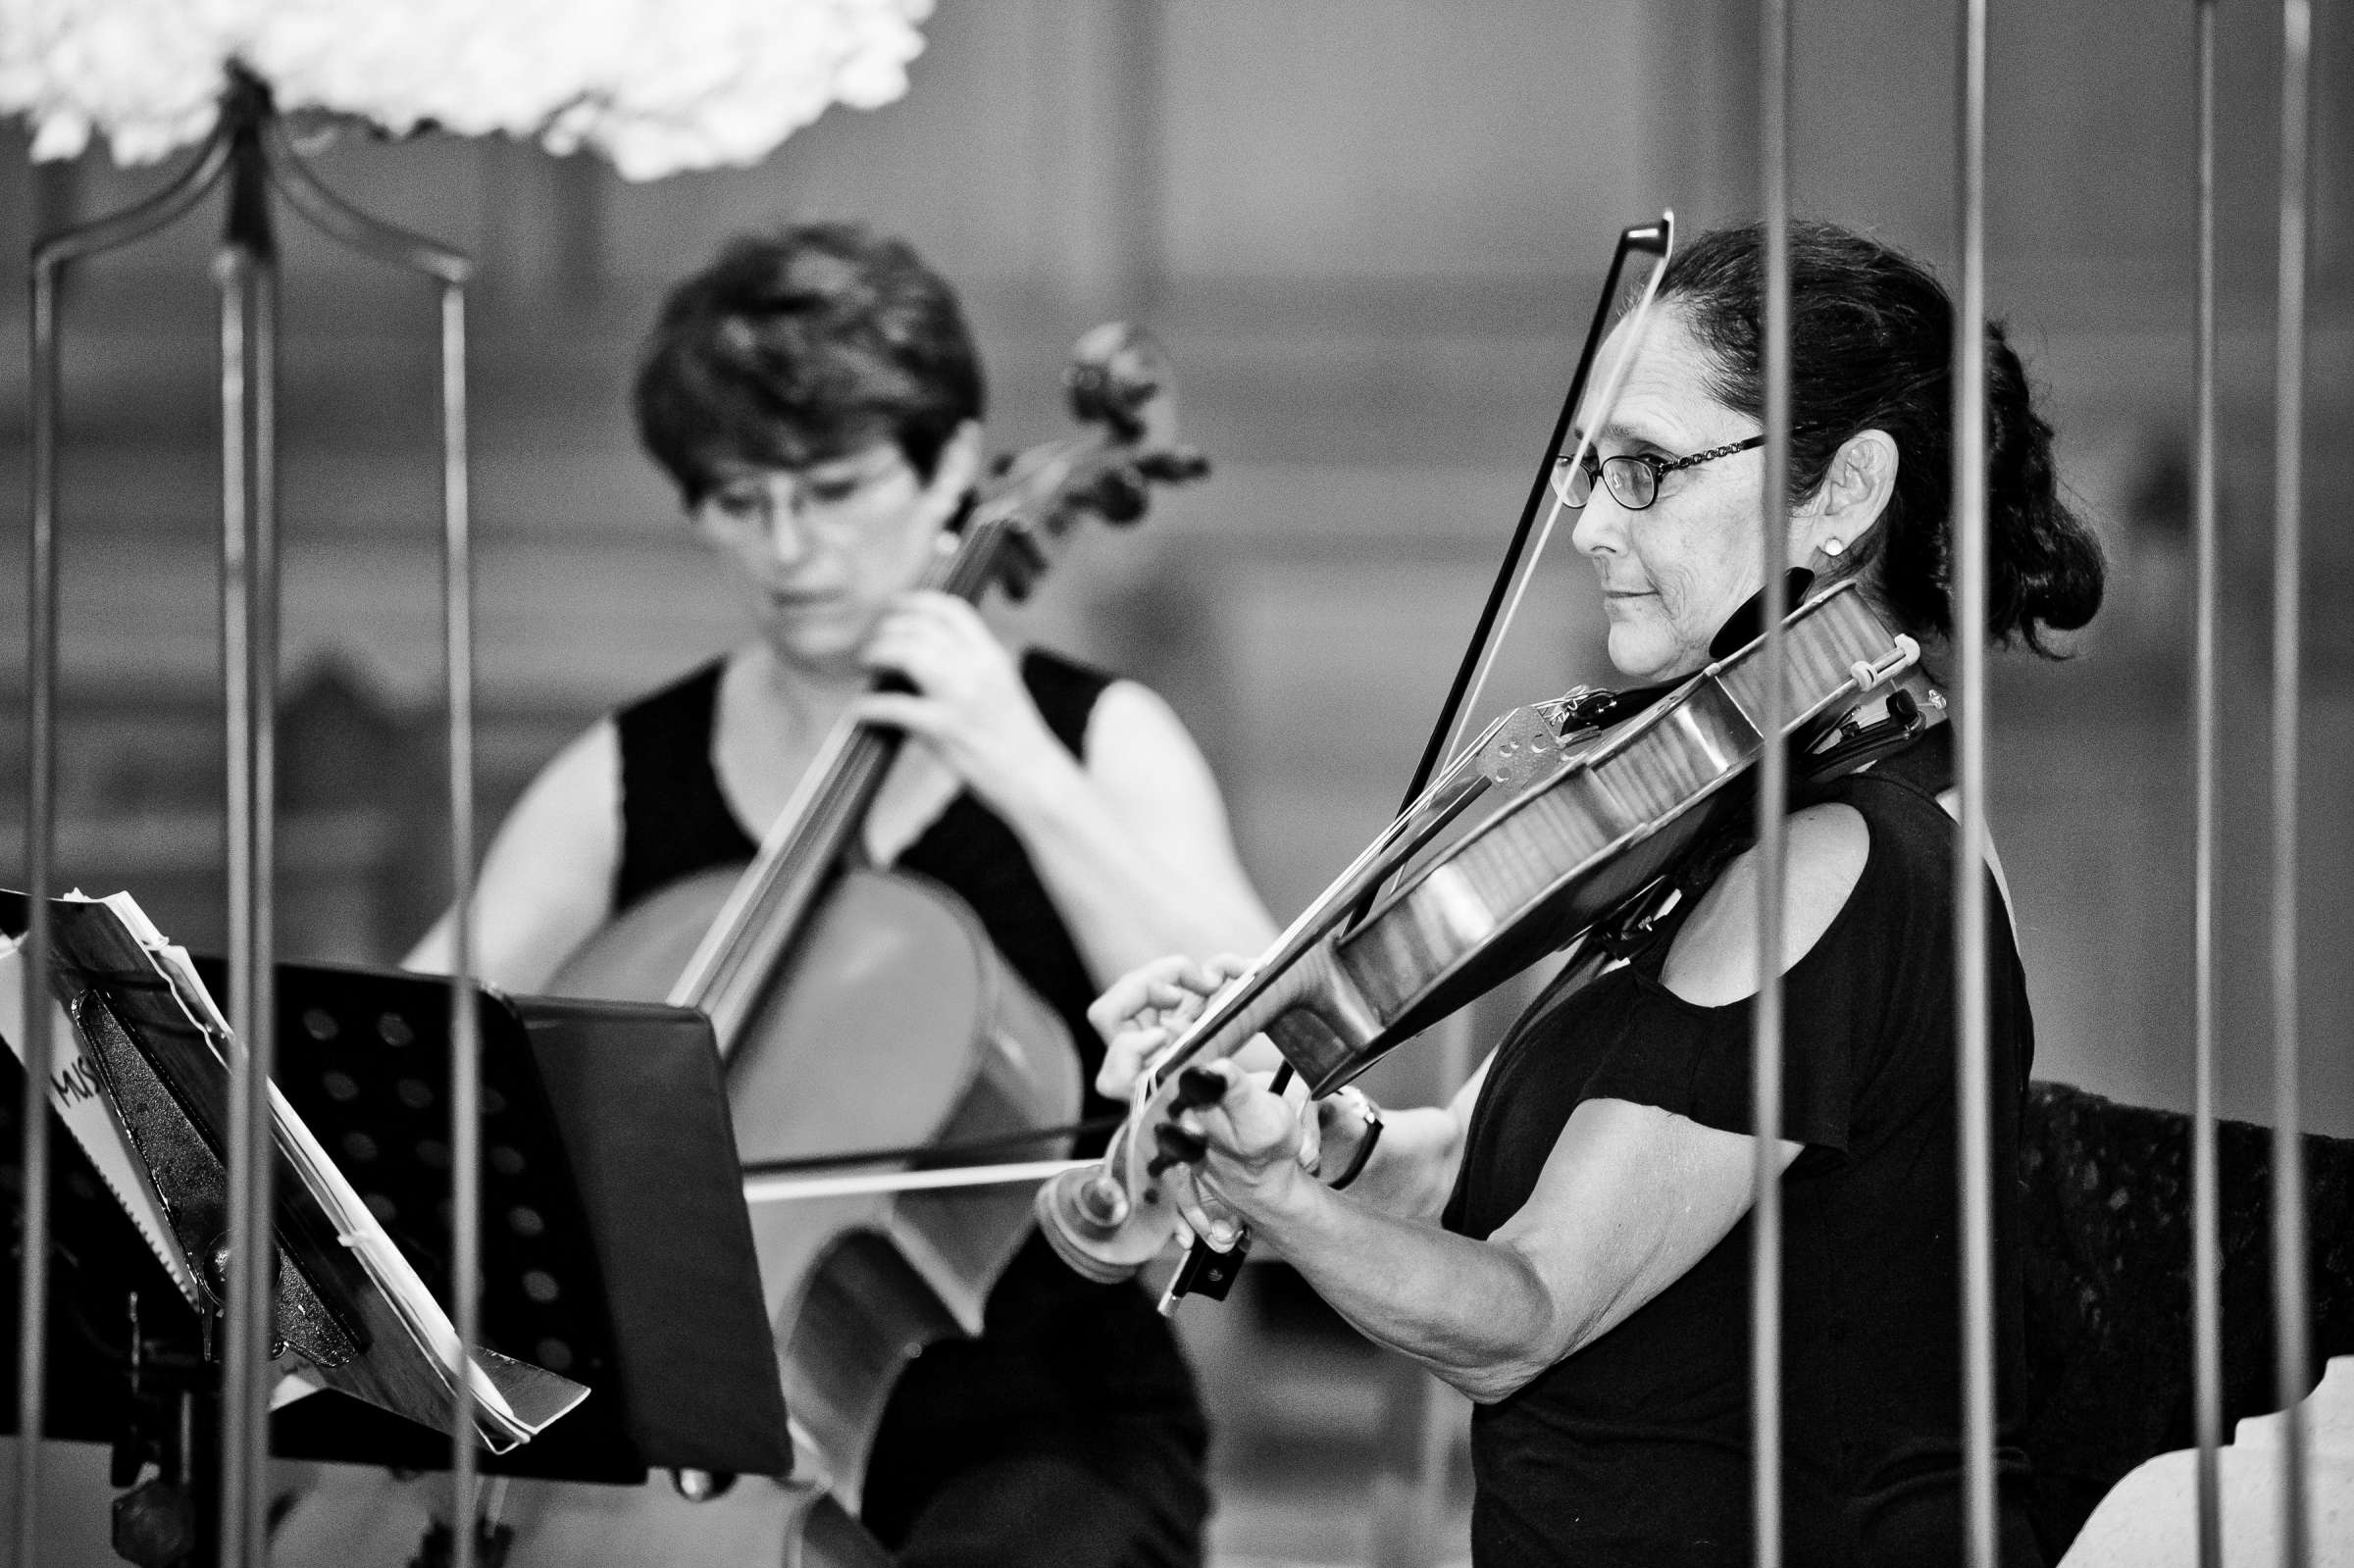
{"left": 1034, "top": 1176, "right": 1143, "bottom": 1285}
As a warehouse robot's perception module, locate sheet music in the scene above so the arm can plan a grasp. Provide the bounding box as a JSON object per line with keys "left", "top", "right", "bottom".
{"left": 17, "top": 889, "right": 587, "bottom": 1451}
{"left": 0, "top": 934, "right": 203, "bottom": 1307}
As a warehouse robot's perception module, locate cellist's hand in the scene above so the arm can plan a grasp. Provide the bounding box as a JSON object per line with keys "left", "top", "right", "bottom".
{"left": 1089, "top": 952, "right": 1253, "bottom": 1098}
{"left": 852, "top": 591, "right": 1073, "bottom": 818}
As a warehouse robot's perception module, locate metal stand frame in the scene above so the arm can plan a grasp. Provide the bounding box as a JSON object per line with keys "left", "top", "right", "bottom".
{"left": 18, "top": 68, "right": 480, "bottom": 1568}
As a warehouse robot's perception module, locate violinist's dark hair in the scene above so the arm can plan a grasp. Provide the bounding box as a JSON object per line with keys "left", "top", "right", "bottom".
{"left": 634, "top": 221, "right": 985, "bottom": 509}
{"left": 1657, "top": 221, "right": 2103, "bottom": 653}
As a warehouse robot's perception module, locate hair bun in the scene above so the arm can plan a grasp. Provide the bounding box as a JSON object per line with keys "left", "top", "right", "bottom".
{"left": 1984, "top": 322, "right": 2104, "bottom": 652}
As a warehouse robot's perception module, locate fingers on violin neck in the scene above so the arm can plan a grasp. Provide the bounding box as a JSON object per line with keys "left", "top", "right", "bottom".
{"left": 1176, "top": 1065, "right": 1228, "bottom": 1109}
{"left": 1150, "top": 1120, "right": 1209, "bottom": 1176}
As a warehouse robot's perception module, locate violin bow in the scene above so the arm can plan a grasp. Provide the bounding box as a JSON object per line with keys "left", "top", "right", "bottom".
{"left": 1370, "top": 214, "right": 1677, "bottom": 908}
{"left": 1153, "top": 217, "right": 1682, "bottom": 1314}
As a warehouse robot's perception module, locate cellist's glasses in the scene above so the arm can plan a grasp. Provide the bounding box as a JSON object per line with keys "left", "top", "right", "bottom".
{"left": 1551, "top": 434, "right": 1766, "bottom": 511}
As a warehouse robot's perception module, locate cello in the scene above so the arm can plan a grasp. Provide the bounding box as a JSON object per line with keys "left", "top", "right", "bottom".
{"left": 273, "top": 324, "right": 1209, "bottom": 1565}
{"left": 546, "top": 321, "right": 1208, "bottom": 1512}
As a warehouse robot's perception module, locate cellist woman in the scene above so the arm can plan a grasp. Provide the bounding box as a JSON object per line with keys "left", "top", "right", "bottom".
{"left": 1092, "top": 221, "right": 2105, "bottom": 1567}
{"left": 408, "top": 222, "right": 1273, "bottom": 1566}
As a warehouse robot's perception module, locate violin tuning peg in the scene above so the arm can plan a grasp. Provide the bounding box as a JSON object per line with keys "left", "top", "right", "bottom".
{"left": 1148, "top": 1120, "right": 1208, "bottom": 1177}
{"left": 1174, "top": 1066, "right": 1229, "bottom": 1110}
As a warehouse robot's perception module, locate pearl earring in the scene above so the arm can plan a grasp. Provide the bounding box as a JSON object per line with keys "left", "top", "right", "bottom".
{"left": 1821, "top": 537, "right": 1846, "bottom": 558}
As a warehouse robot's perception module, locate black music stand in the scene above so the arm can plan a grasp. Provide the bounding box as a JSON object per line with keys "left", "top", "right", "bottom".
{"left": 4, "top": 893, "right": 791, "bottom": 1563}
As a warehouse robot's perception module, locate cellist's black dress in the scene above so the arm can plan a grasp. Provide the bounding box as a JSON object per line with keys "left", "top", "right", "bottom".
{"left": 1442, "top": 734, "right": 2045, "bottom": 1567}
{"left": 613, "top": 648, "right": 1208, "bottom": 1568}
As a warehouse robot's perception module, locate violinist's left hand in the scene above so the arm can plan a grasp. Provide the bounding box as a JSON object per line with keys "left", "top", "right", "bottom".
{"left": 852, "top": 591, "right": 1075, "bottom": 816}
{"left": 1165, "top": 1059, "right": 1317, "bottom": 1251}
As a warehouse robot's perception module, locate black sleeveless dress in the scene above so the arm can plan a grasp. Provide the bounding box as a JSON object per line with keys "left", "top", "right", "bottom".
{"left": 613, "top": 648, "right": 1207, "bottom": 1567}
{"left": 1442, "top": 733, "right": 2045, "bottom": 1567}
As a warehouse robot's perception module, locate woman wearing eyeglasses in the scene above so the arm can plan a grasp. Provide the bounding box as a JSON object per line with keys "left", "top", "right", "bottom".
{"left": 402, "top": 223, "right": 1273, "bottom": 1566}
{"left": 1093, "top": 220, "right": 2105, "bottom": 1567}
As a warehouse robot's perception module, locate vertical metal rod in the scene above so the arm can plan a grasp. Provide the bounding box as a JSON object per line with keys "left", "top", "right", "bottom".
{"left": 14, "top": 253, "right": 64, "bottom": 1568}
{"left": 2268, "top": 1, "right": 2313, "bottom": 1562}
{"left": 441, "top": 280, "right": 482, "bottom": 1568}
{"left": 1751, "top": 1, "right": 1793, "bottom": 1564}
{"left": 214, "top": 103, "right": 280, "bottom": 1565}
{"left": 2187, "top": 5, "right": 2225, "bottom": 1565}
{"left": 1951, "top": 0, "right": 1996, "bottom": 1564}
{"left": 242, "top": 236, "right": 282, "bottom": 1568}
{"left": 16, "top": 126, "right": 234, "bottom": 1568}
{"left": 214, "top": 231, "right": 255, "bottom": 1568}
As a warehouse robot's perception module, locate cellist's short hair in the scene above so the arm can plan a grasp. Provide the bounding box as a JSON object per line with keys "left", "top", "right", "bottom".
{"left": 634, "top": 222, "right": 985, "bottom": 508}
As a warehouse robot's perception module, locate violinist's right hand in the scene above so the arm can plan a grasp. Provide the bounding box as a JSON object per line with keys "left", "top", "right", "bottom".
{"left": 1089, "top": 952, "right": 1253, "bottom": 1098}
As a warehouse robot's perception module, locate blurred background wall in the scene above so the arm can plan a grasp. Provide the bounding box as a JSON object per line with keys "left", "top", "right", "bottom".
{"left": 1, "top": 0, "right": 2349, "bottom": 1554}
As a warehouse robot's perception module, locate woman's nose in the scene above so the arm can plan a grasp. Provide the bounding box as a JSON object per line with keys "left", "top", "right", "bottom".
{"left": 761, "top": 481, "right": 815, "bottom": 566}
{"left": 1569, "top": 485, "right": 1625, "bottom": 558}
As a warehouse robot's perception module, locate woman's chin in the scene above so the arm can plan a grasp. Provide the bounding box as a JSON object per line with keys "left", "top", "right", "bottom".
{"left": 1605, "top": 627, "right": 1677, "bottom": 684}
{"left": 761, "top": 615, "right": 871, "bottom": 675}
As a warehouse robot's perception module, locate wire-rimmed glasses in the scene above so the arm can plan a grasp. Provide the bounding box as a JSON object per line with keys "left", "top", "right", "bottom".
{"left": 1552, "top": 434, "right": 1766, "bottom": 512}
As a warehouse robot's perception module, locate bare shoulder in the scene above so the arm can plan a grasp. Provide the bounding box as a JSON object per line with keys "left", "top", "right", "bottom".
{"left": 1081, "top": 678, "right": 1193, "bottom": 763}
{"left": 1658, "top": 802, "right": 1869, "bottom": 1007}
{"left": 524, "top": 717, "right": 623, "bottom": 825}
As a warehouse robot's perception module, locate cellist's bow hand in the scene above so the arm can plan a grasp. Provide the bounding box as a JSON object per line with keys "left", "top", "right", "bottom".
{"left": 1089, "top": 952, "right": 1253, "bottom": 1098}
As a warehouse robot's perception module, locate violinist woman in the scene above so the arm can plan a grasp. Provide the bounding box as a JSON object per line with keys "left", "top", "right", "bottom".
{"left": 1095, "top": 220, "right": 2104, "bottom": 1567}
{"left": 410, "top": 223, "right": 1272, "bottom": 1565}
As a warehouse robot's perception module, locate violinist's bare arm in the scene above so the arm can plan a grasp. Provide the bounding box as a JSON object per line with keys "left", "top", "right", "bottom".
{"left": 855, "top": 595, "right": 1274, "bottom": 982}
{"left": 403, "top": 720, "right": 622, "bottom": 993}
{"left": 1165, "top": 804, "right": 1865, "bottom": 1404}
{"left": 1311, "top": 1055, "right": 1493, "bottom": 1224}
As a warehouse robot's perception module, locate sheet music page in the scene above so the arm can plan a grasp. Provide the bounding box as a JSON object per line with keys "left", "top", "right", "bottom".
{"left": 0, "top": 933, "right": 203, "bottom": 1306}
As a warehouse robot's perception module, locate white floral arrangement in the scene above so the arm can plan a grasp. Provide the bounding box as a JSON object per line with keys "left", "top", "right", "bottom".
{"left": 0, "top": 0, "right": 933, "bottom": 180}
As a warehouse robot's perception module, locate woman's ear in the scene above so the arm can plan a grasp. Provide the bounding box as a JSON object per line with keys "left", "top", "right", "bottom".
{"left": 1795, "top": 429, "right": 1899, "bottom": 567}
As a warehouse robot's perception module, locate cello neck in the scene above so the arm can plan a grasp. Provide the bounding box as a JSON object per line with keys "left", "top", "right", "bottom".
{"left": 668, "top": 509, "right": 1029, "bottom": 1050}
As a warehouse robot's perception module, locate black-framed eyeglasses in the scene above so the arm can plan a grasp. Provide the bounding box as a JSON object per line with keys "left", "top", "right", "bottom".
{"left": 1552, "top": 434, "right": 1766, "bottom": 512}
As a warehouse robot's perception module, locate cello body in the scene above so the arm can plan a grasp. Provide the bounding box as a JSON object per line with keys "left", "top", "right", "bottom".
{"left": 551, "top": 863, "right": 1080, "bottom": 1507}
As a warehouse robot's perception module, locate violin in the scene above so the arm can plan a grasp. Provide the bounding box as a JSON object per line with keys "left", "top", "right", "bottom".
{"left": 1037, "top": 582, "right": 1929, "bottom": 1287}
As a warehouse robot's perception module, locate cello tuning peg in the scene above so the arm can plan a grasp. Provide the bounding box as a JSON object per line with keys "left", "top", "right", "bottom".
{"left": 1136, "top": 447, "right": 1210, "bottom": 486}
{"left": 1081, "top": 465, "right": 1151, "bottom": 526}
{"left": 996, "top": 529, "right": 1049, "bottom": 601}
